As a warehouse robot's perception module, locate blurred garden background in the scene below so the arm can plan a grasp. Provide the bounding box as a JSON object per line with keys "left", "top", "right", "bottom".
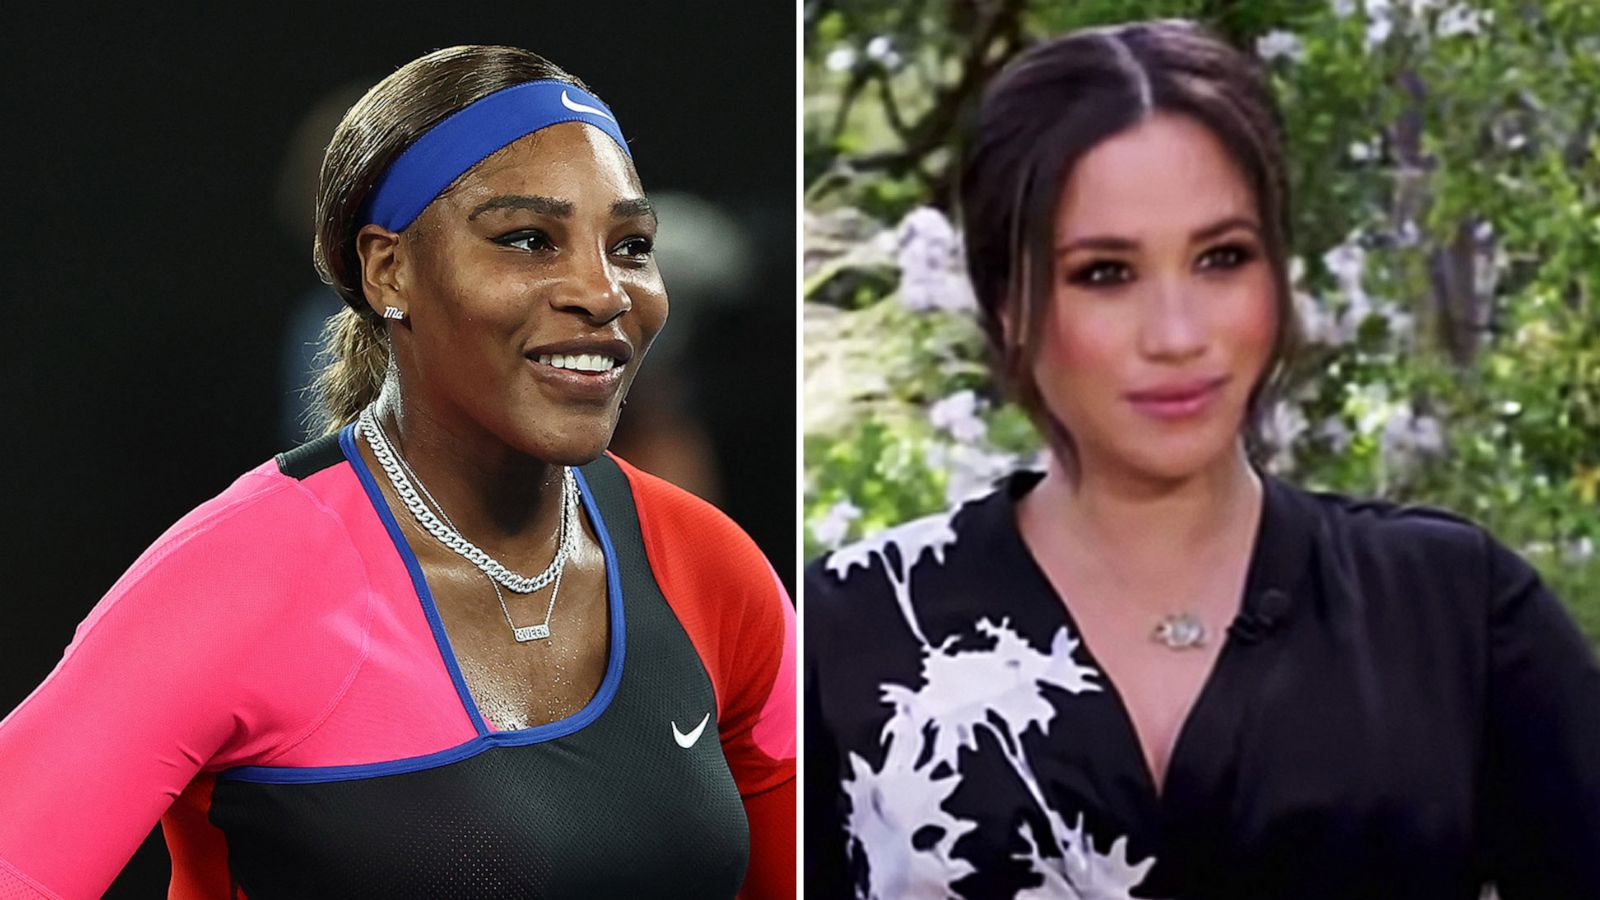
{"left": 802, "top": 0, "right": 1600, "bottom": 639}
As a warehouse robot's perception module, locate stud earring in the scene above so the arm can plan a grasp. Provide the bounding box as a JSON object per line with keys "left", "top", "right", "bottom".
{"left": 382, "top": 306, "right": 407, "bottom": 321}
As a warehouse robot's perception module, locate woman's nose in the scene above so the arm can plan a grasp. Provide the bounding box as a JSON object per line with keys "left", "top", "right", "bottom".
{"left": 552, "top": 248, "right": 630, "bottom": 324}
{"left": 1138, "top": 277, "right": 1206, "bottom": 361}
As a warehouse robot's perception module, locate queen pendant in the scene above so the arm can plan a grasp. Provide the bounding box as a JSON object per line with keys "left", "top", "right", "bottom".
{"left": 514, "top": 624, "right": 553, "bottom": 642}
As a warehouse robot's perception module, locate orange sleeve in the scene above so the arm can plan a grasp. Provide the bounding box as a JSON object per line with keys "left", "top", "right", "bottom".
{"left": 612, "top": 455, "right": 796, "bottom": 899}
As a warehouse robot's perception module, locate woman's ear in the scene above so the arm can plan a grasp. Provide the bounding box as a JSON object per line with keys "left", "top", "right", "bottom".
{"left": 355, "top": 223, "right": 408, "bottom": 320}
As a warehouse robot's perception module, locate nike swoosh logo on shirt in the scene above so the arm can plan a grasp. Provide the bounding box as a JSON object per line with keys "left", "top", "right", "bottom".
{"left": 561, "top": 89, "right": 616, "bottom": 123}
{"left": 673, "top": 713, "right": 710, "bottom": 749}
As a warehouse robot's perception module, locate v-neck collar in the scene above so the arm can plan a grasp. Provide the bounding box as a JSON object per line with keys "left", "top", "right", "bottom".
{"left": 980, "top": 467, "right": 1320, "bottom": 819}
{"left": 337, "top": 423, "right": 629, "bottom": 745}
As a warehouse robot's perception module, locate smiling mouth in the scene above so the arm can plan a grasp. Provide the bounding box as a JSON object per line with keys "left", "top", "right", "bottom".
{"left": 526, "top": 352, "right": 626, "bottom": 403}
{"left": 534, "top": 353, "right": 620, "bottom": 373}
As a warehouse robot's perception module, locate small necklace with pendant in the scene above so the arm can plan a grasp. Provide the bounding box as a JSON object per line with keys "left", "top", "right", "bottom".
{"left": 1150, "top": 612, "right": 1208, "bottom": 650}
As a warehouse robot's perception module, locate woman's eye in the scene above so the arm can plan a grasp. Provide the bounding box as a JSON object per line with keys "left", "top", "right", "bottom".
{"left": 496, "top": 230, "right": 554, "bottom": 252}
{"left": 1069, "top": 260, "right": 1133, "bottom": 288}
{"left": 613, "top": 236, "right": 655, "bottom": 259}
{"left": 1197, "top": 243, "right": 1255, "bottom": 271}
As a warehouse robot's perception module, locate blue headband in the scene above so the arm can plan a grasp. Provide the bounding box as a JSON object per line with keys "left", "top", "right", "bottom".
{"left": 362, "top": 79, "right": 630, "bottom": 232}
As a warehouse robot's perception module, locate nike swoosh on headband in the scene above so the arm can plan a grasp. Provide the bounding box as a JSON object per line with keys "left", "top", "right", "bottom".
{"left": 561, "top": 89, "right": 617, "bottom": 123}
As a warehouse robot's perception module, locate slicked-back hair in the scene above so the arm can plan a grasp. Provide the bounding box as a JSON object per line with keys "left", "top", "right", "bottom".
{"left": 958, "top": 19, "right": 1300, "bottom": 474}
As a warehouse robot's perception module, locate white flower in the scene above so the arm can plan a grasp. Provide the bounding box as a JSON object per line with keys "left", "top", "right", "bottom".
{"left": 1320, "top": 237, "right": 1382, "bottom": 342}
{"left": 1349, "top": 381, "right": 1393, "bottom": 436}
{"left": 928, "top": 390, "right": 986, "bottom": 444}
{"left": 811, "top": 499, "right": 862, "bottom": 550}
{"left": 1383, "top": 306, "right": 1415, "bottom": 343}
{"left": 1380, "top": 407, "right": 1446, "bottom": 470}
{"left": 943, "top": 444, "right": 1016, "bottom": 506}
{"left": 1396, "top": 219, "right": 1421, "bottom": 248}
{"left": 1015, "top": 812, "right": 1156, "bottom": 900}
{"left": 1342, "top": 291, "right": 1375, "bottom": 335}
{"left": 1412, "top": 414, "right": 1444, "bottom": 453}
{"left": 897, "top": 207, "right": 977, "bottom": 312}
{"left": 881, "top": 619, "right": 1102, "bottom": 771}
{"left": 841, "top": 741, "right": 977, "bottom": 899}
{"left": 825, "top": 506, "right": 965, "bottom": 644}
{"left": 898, "top": 207, "right": 959, "bottom": 263}
{"left": 1564, "top": 536, "right": 1595, "bottom": 563}
{"left": 864, "top": 35, "right": 903, "bottom": 68}
{"left": 1436, "top": 3, "right": 1491, "bottom": 38}
{"left": 840, "top": 618, "right": 1105, "bottom": 898}
{"left": 1256, "top": 30, "right": 1306, "bottom": 63}
{"left": 1366, "top": 12, "right": 1395, "bottom": 49}
{"left": 1332, "top": 0, "right": 1358, "bottom": 17}
{"left": 1322, "top": 239, "right": 1367, "bottom": 298}
{"left": 1318, "top": 416, "right": 1353, "bottom": 453}
{"left": 826, "top": 508, "right": 958, "bottom": 583}
{"left": 834, "top": 520, "right": 1155, "bottom": 897}
{"left": 824, "top": 46, "right": 857, "bottom": 73}
{"left": 1348, "top": 140, "right": 1376, "bottom": 162}
{"left": 1295, "top": 290, "right": 1345, "bottom": 346}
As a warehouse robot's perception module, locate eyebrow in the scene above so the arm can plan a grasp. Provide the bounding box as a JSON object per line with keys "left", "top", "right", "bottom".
{"left": 468, "top": 194, "right": 572, "bottom": 220}
{"left": 611, "top": 197, "right": 657, "bottom": 225}
{"left": 1055, "top": 215, "right": 1261, "bottom": 255}
{"left": 466, "top": 194, "right": 656, "bottom": 225}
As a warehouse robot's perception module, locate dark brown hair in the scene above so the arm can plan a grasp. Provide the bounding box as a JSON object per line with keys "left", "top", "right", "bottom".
{"left": 309, "top": 45, "right": 591, "bottom": 433}
{"left": 958, "top": 19, "right": 1300, "bottom": 472}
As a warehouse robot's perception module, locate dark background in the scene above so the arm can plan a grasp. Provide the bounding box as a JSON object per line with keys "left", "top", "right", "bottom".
{"left": 0, "top": 3, "right": 794, "bottom": 894}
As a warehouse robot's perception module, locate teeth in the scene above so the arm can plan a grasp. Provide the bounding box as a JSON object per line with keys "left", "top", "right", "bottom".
{"left": 537, "top": 353, "right": 616, "bottom": 373}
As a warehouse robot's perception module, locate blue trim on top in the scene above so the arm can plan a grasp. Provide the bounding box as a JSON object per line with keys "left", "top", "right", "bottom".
{"left": 222, "top": 426, "right": 626, "bottom": 785}
{"left": 337, "top": 424, "right": 488, "bottom": 738}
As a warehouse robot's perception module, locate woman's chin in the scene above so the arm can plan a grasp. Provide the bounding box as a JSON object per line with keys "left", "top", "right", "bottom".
{"left": 503, "top": 416, "right": 619, "bottom": 468}
{"left": 1102, "top": 432, "right": 1241, "bottom": 487}
{"left": 532, "top": 434, "right": 615, "bottom": 468}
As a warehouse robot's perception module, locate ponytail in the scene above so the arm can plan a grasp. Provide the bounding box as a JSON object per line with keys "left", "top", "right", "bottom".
{"left": 312, "top": 306, "right": 389, "bottom": 434}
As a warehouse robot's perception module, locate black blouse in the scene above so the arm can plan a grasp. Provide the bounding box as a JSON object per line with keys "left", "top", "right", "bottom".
{"left": 804, "top": 471, "right": 1600, "bottom": 899}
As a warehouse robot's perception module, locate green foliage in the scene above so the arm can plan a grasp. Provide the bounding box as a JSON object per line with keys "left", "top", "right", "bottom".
{"left": 804, "top": 0, "right": 1600, "bottom": 638}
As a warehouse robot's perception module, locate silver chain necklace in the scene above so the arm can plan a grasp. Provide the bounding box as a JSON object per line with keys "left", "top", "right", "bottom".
{"left": 367, "top": 410, "right": 571, "bottom": 642}
{"left": 358, "top": 406, "right": 577, "bottom": 642}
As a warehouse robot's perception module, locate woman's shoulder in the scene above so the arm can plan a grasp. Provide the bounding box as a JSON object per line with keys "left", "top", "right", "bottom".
{"left": 603, "top": 454, "right": 793, "bottom": 729}
{"left": 142, "top": 462, "right": 348, "bottom": 567}
{"left": 1269, "top": 475, "right": 1546, "bottom": 623}
{"left": 601, "top": 452, "right": 784, "bottom": 604}
{"left": 805, "top": 482, "right": 1014, "bottom": 617}
{"left": 34, "top": 448, "right": 382, "bottom": 782}
{"left": 1277, "top": 475, "right": 1500, "bottom": 567}
{"left": 95, "top": 445, "right": 370, "bottom": 628}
